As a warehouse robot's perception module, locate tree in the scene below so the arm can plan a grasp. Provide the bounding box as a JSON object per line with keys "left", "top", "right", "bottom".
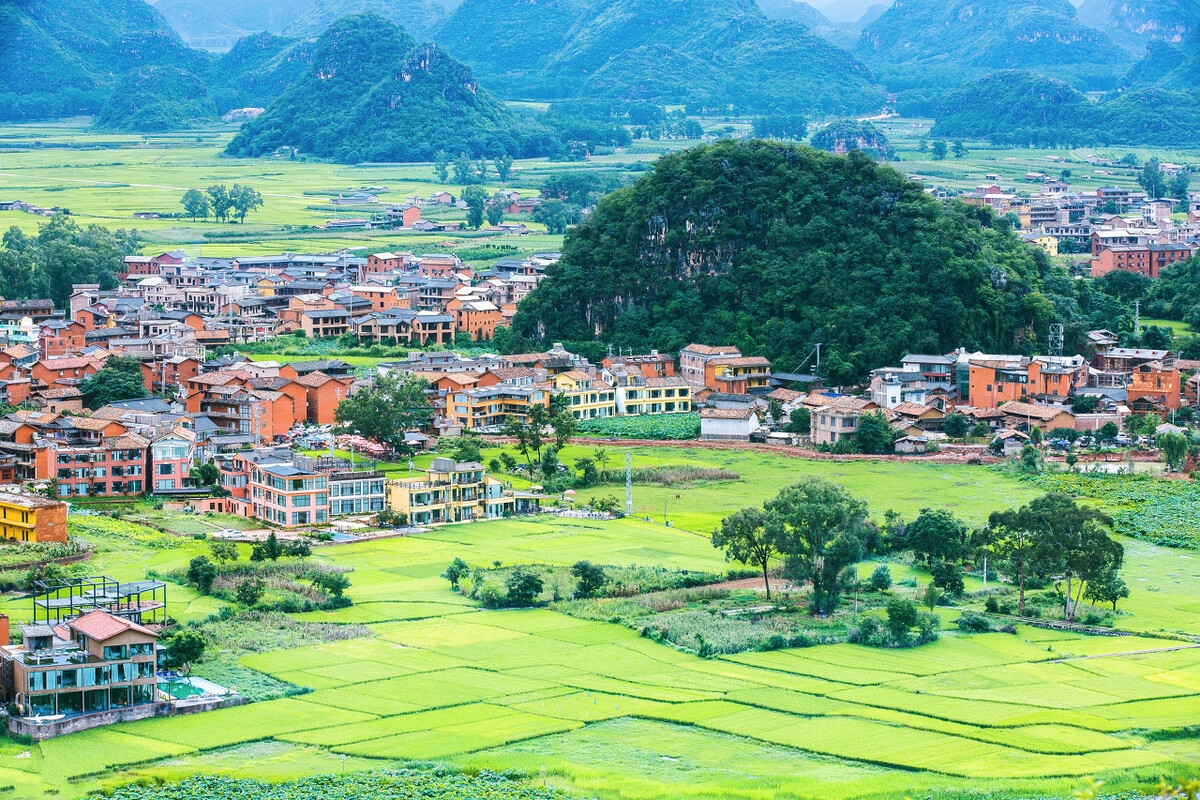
{"left": 768, "top": 399, "right": 784, "bottom": 423}
{"left": 181, "top": 188, "right": 210, "bottom": 221}
{"left": 485, "top": 196, "right": 505, "bottom": 227}
{"left": 1138, "top": 157, "right": 1167, "bottom": 200}
{"left": 209, "top": 540, "right": 239, "bottom": 564}
{"left": 712, "top": 507, "right": 783, "bottom": 600}
{"left": 313, "top": 571, "right": 351, "bottom": 598}
{"left": 855, "top": 410, "right": 898, "bottom": 454}
{"left": 499, "top": 452, "right": 519, "bottom": 472}
{"left": 951, "top": 140, "right": 968, "bottom": 158}
{"left": 433, "top": 150, "right": 450, "bottom": 183}
{"left": 230, "top": 184, "right": 263, "bottom": 223}
{"left": 593, "top": 448, "right": 611, "bottom": 475}
{"left": 921, "top": 583, "right": 941, "bottom": 611}
{"left": 442, "top": 557, "right": 470, "bottom": 589}
{"left": 1100, "top": 421, "right": 1120, "bottom": 442}
{"left": 462, "top": 186, "right": 487, "bottom": 229}
{"left": 574, "top": 457, "right": 599, "bottom": 486}
{"left": 782, "top": 408, "right": 809, "bottom": 434}
{"left": 943, "top": 412, "right": 969, "bottom": 438}
{"left": 971, "top": 421, "right": 992, "bottom": 439}
{"left": 1085, "top": 569, "right": 1129, "bottom": 610}
{"left": 163, "top": 629, "right": 206, "bottom": 676}
{"left": 1160, "top": 431, "right": 1188, "bottom": 471}
{"left": 931, "top": 140, "right": 948, "bottom": 160}
{"left": 505, "top": 568, "right": 543, "bottom": 606}
{"left": 768, "top": 477, "right": 868, "bottom": 615}
{"left": 930, "top": 559, "right": 964, "bottom": 595}
{"left": 572, "top": 560, "right": 607, "bottom": 598}
{"left": 194, "top": 461, "right": 219, "bottom": 486}
{"left": 987, "top": 504, "right": 1053, "bottom": 616}
{"left": 1072, "top": 395, "right": 1099, "bottom": 414}
{"left": 1169, "top": 170, "right": 1191, "bottom": 208}
{"left": 1027, "top": 493, "right": 1120, "bottom": 622}
{"left": 494, "top": 154, "right": 514, "bottom": 185}
{"left": 452, "top": 152, "right": 475, "bottom": 185}
{"left": 449, "top": 433, "right": 483, "bottom": 463}
{"left": 503, "top": 415, "right": 535, "bottom": 468}
{"left": 551, "top": 409, "right": 577, "bottom": 451}
{"left": 236, "top": 577, "right": 265, "bottom": 606}
{"left": 79, "top": 355, "right": 148, "bottom": 409}
{"left": 335, "top": 372, "right": 432, "bottom": 454}
{"left": 186, "top": 556, "right": 216, "bottom": 594}
{"left": 905, "top": 508, "right": 968, "bottom": 566}
{"left": 532, "top": 199, "right": 577, "bottom": 234}
{"left": 539, "top": 446, "right": 559, "bottom": 479}
{"left": 207, "top": 184, "right": 233, "bottom": 223}
{"left": 867, "top": 565, "right": 892, "bottom": 592}
{"left": 886, "top": 598, "right": 919, "bottom": 642}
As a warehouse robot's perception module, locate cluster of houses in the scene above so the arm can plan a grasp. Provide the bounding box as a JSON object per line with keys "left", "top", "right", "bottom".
{"left": 690, "top": 332, "right": 1192, "bottom": 451}
{"left": 319, "top": 189, "right": 542, "bottom": 233}
{"left": 958, "top": 180, "right": 1200, "bottom": 278}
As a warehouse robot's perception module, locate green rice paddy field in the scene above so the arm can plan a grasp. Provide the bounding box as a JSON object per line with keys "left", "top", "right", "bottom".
{"left": 0, "top": 450, "right": 1198, "bottom": 798}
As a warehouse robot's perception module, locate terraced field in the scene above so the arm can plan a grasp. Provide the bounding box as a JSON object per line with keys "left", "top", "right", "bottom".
{"left": 3, "top": 454, "right": 1199, "bottom": 799}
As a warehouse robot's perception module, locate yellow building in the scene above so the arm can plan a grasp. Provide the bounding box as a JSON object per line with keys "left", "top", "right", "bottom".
{"left": 387, "top": 458, "right": 541, "bottom": 525}
{"left": 642, "top": 376, "right": 692, "bottom": 414}
{"left": 448, "top": 384, "right": 547, "bottom": 430}
{"left": 0, "top": 492, "right": 67, "bottom": 543}
{"left": 551, "top": 370, "right": 616, "bottom": 420}
{"left": 1021, "top": 233, "right": 1060, "bottom": 256}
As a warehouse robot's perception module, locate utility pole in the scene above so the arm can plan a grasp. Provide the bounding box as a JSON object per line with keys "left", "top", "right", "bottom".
{"left": 1134, "top": 300, "right": 1140, "bottom": 334}
{"left": 624, "top": 452, "right": 632, "bottom": 516}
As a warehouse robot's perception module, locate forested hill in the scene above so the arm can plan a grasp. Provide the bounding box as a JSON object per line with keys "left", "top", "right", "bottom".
{"left": 1076, "top": 0, "right": 1198, "bottom": 49}
{"left": 0, "top": 0, "right": 209, "bottom": 121}
{"left": 507, "top": 140, "right": 1054, "bottom": 384}
{"left": 224, "top": 14, "right": 537, "bottom": 162}
{"left": 437, "top": 0, "right": 887, "bottom": 115}
{"left": 857, "top": 0, "right": 1134, "bottom": 91}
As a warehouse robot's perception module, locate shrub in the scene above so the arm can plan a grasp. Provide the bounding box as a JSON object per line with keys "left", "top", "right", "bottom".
{"left": 867, "top": 565, "right": 893, "bottom": 592}
{"left": 957, "top": 612, "right": 992, "bottom": 633}
{"left": 505, "top": 569, "right": 544, "bottom": 607}
{"left": 886, "top": 598, "right": 919, "bottom": 641}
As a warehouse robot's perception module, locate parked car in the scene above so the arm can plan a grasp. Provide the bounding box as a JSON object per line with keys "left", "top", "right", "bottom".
{"left": 1114, "top": 433, "right": 1132, "bottom": 446}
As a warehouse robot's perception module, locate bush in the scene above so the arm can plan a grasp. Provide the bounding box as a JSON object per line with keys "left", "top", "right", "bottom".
{"left": 956, "top": 611, "right": 992, "bottom": 633}
{"left": 866, "top": 565, "right": 893, "bottom": 592}
{"left": 505, "top": 569, "right": 544, "bottom": 607}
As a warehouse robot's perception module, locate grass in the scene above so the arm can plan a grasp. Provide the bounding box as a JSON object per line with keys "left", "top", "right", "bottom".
{"left": 2, "top": 450, "right": 1200, "bottom": 798}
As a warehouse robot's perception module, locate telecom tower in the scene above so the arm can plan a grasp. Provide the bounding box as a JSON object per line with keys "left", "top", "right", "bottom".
{"left": 1048, "top": 323, "right": 1064, "bottom": 357}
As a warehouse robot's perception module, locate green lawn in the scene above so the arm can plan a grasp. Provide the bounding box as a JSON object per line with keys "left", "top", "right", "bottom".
{"left": 0, "top": 446, "right": 1192, "bottom": 798}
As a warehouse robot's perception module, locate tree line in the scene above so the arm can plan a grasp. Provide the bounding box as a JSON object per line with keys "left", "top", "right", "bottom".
{"left": 180, "top": 184, "right": 264, "bottom": 223}
{"left": 714, "top": 481, "right": 1127, "bottom": 625}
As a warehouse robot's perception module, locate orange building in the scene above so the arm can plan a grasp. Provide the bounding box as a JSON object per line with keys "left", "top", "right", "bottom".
{"left": 703, "top": 356, "right": 771, "bottom": 394}
{"left": 1090, "top": 243, "right": 1196, "bottom": 279}
{"left": 31, "top": 356, "right": 101, "bottom": 391}
{"left": 350, "top": 286, "right": 410, "bottom": 312}
{"left": 38, "top": 321, "right": 87, "bottom": 358}
{"left": 141, "top": 356, "right": 201, "bottom": 395}
{"left": 1127, "top": 360, "right": 1181, "bottom": 412}
{"left": 447, "top": 298, "right": 501, "bottom": 342}
{"left": 293, "top": 372, "right": 354, "bottom": 425}
{"left": 602, "top": 350, "right": 675, "bottom": 378}
{"left": 968, "top": 356, "right": 1087, "bottom": 409}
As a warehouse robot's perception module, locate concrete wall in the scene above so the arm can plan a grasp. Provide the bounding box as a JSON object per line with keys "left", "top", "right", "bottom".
{"left": 9, "top": 704, "right": 155, "bottom": 740}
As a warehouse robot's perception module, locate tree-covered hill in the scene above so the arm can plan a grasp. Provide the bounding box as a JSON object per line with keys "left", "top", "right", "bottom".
{"left": 931, "top": 70, "right": 1200, "bottom": 146}
{"left": 507, "top": 139, "right": 1055, "bottom": 383}
{"left": 284, "top": 0, "right": 459, "bottom": 43}
{"left": 437, "top": 0, "right": 887, "bottom": 114}
{"left": 94, "top": 66, "right": 218, "bottom": 132}
{"left": 1118, "top": 31, "right": 1200, "bottom": 89}
{"left": 224, "top": 14, "right": 542, "bottom": 162}
{"left": 0, "top": 0, "right": 210, "bottom": 121}
{"left": 1076, "top": 0, "right": 1198, "bottom": 50}
{"left": 858, "top": 0, "right": 1134, "bottom": 91}
{"left": 149, "top": 0, "right": 316, "bottom": 50}
{"left": 810, "top": 119, "right": 893, "bottom": 159}
{"left": 205, "top": 33, "right": 316, "bottom": 114}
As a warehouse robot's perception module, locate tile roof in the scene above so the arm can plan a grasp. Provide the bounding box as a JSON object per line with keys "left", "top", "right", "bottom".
{"left": 683, "top": 344, "right": 741, "bottom": 356}
{"left": 69, "top": 609, "right": 156, "bottom": 641}
{"left": 700, "top": 408, "right": 755, "bottom": 419}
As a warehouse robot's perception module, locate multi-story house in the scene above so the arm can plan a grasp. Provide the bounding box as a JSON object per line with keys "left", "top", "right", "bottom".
{"left": 811, "top": 397, "right": 879, "bottom": 446}
{"left": 869, "top": 368, "right": 928, "bottom": 409}
{"left": 602, "top": 350, "right": 675, "bottom": 379}
{"left": 704, "top": 356, "right": 772, "bottom": 395}
{"left": 249, "top": 461, "right": 329, "bottom": 527}
{"left": 387, "top": 457, "right": 539, "bottom": 525}
{"left": 0, "top": 610, "right": 159, "bottom": 732}
{"left": 327, "top": 469, "right": 386, "bottom": 516}
{"left": 43, "top": 433, "right": 148, "bottom": 498}
{"left": 968, "top": 355, "right": 1088, "bottom": 408}
{"left": 1127, "top": 360, "right": 1181, "bottom": 413}
{"left": 150, "top": 429, "right": 196, "bottom": 494}
{"left": 679, "top": 344, "right": 742, "bottom": 387}
{"left": 447, "top": 385, "right": 547, "bottom": 430}
{"left": 0, "top": 492, "right": 67, "bottom": 543}
{"left": 551, "top": 370, "right": 617, "bottom": 420}
{"left": 351, "top": 310, "right": 454, "bottom": 345}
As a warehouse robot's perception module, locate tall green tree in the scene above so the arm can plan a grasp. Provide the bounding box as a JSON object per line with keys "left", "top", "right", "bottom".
{"left": 181, "top": 188, "right": 210, "bottom": 221}
{"left": 767, "top": 477, "right": 868, "bottom": 615}
{"left": 79, "top": 356, "right": 147, "bottom": 409}
{"left": 333, "top": 373, "right": 431, "bottom": 454}
{"left": 905, "top": 508, "right": 968, "bottom": 566}
{"left": 1138, "top": 157, "right": 1167, "bottom": 200}
{"left": 713, "top": 507, "right": 782, "bottom": 599}
{"left": 494, "top": 154, "right": 514, "bottom": 185}
{"left": 1159, "top": 431, "right": 1188, "bottom": 471}
{"left": 433, "top": 149, "right": 450, "bottom": 183}
{"left": 462, "top": 186, "right": 487, "bottom": 229}
{"left": 931, "top": 140, "right": 948, "bottom": 160}
{"left": 1026, "top": 494, "right": 1120, "bottom": 622}
{"left": 452, "top": 152, "right": 475, "bottom": 185}
{"left": 485, "top": 195, "right": 506, "bottom": 227}
{"left": 855, "top": 410, "right": 898, "bottom": 454}
{"left": 207, "top": 184, "right": 233, "bottom": 222}
{"left": 230, "top": 184, "right": 263, "bottom": 223}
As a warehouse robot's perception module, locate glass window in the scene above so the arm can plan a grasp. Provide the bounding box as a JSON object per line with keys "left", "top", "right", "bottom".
{"left": 103, "top": 645, "right": 127, "bottom": 661}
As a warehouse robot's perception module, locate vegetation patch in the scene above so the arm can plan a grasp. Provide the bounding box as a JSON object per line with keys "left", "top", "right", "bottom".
{"left": 576, "top": 414, "right": 700, "bottom": 439}
{"left": 69, "top": 513, "right": 180, "bottom": 549}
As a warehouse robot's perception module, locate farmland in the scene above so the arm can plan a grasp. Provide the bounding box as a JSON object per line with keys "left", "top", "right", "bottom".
{"left": 0, "top": 448, "right": 1196, "bottom": 798}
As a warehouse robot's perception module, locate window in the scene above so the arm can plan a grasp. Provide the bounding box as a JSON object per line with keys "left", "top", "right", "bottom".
{"left": 103, "top": 645, "right": 127, "bottom": 661}
{"left": 156, "top": 479, "right": 175, "bottom": 491}
{"left": 292, "top": 494, "right": 310, "bottom": 507}
{"left": 157, "top": 463, "right": 174, "bottom": 475}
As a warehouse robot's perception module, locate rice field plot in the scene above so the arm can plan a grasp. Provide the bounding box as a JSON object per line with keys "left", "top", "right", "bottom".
{"left": 970, "top": 724, "right": 1133, "bottom": 755}
{"left": 1090, "top": 694, "right": 1200, "bottom": 729}
{"left": 795, "top": 635, "right": 1052, "bottom": 676}
{"left": 40, "top": 730, "right": 195, "bottom": 778}
{"left": 292, "top": 601, "right": 475, "bottom": 625}
{"left": 281, "top": 702, "right": 516, "bottom": 748}
{"left": 336, "top": 708, "right": 583, "bottom": 760}
{"left": 117, "top": 698, "right": 377, "bottom": 750}
{"left": 511, "top": 691, "right": 672, "bottom": 722}
{"left": 725, "top": 650, "right": 912, "bottom": 686}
